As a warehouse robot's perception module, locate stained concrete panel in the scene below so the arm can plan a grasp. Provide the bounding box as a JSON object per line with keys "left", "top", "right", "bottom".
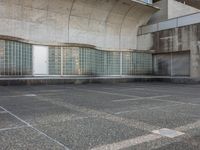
{"left": 153, "top": 51, "right": 190, "bottom": 76}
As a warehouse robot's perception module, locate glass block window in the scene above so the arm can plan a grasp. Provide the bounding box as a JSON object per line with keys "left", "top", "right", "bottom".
{"left": 122, "top": 52, "right": 152, "bottom": 75}
{"left": 106, "top": 51, "right": 120, "bottom": 75}
{"left": 63, "top": 47, "right": 80, "bottom": 75}
{"left": 0, "top": 40, "right": 32, "bottom": 76}
{"left": 48, "top": 46, "right": 152, "bottom": 76}
{"left": 0, "top": 40, "right": 5, "bottom": 75}
{"left": 0, "top": 41, "right": 153, "bottom": 77}
{"left": 79, "top": 48, "right": 96, "bottom": 75}
{"left": 49, "top": 46, "right": 61, "bottom": 75}
{"left": 122, "top": 52, "right": 134, "bottom": 75}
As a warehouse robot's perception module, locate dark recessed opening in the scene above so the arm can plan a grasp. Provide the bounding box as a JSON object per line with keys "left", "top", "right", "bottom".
{"left": 153, "top": 0, "right": 161, "bottom": 3}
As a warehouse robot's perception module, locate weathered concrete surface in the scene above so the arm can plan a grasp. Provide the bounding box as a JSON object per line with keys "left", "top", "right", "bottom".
{"left": 148, "top": 0, "right": 200, "bottom": 24}
{"left": 168, "top": 0, "right": 200, "bottom": 19}
{"left": 137, "top": 33, "right": 154, "bottom": 51}
{"left": 148, "top": 0, "right": 168, "bottom": 24}
{"left": 0, "top": 0, "right": 157, "bottom": 51}
{"left": 138, "top": 23, "right": 200, "bottom": 78}
{"left": 189, "top": 24, "right": 200, "bottom": 78}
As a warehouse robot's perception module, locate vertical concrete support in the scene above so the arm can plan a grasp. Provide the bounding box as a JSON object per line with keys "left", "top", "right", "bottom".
{"left": 173, "top": 28, "right": 179, "bottom": 52}
{"left": 190, "top": 25, "right": 200, "bottom": 78}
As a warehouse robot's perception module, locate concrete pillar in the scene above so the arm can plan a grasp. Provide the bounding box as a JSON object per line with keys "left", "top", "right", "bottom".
{"left": 190, "top": 25, "right": 200, "bottom": 78}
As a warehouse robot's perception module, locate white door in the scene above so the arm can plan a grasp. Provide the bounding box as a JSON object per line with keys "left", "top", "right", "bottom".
{"left": 33, "top": 46, "right": 48, "bottom": 75}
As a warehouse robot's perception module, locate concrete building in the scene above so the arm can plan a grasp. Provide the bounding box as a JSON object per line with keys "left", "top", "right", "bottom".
{"left": 0, "top": 0, "right": 199, "bottom": 80}
{"left": 138, "top": 0, "right": 200, "bottom": 78}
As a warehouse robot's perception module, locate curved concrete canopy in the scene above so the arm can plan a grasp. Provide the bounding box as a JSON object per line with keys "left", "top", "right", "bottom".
{"left": 0, "top": 0, "right": 157, "bottom": 50}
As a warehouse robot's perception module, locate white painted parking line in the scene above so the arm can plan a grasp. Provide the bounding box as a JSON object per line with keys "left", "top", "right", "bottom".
{"left": 24, "top": 94, "right": 37, "bottom": 97}
{"left": 0, "top": 106, "right": 70, "bottom": 150}
{"left": 112, "top": 98, "right": 140, "bottom": 103}
{"left": 134, "top": 87, "right": 200, "bottom": 97}
{"left": 37, "top": 96, "right": 160, "bottom": 131}
{"left": 0, "top": 111, "right": 7, "bottom": 114}
{"left": 112, "top": 95, "right": 171, "bottom": 102}
{"left": 0, "top": 94, "right": 37, "bottom": 98}
{"left": 0, "top": 125, "right": 28, "bottom": 132}
{"left": 73, "top": 88, "right": 141, "bottom": 98}
{"left": 91, "top": 134, "right": 162, "bottom": 150}
{"left": 114, "top": 103, "right": 183, "bottom": 115}
{"left": 119, "top": 87, "right": 146, "bottom": 91}
{"left": 154, "top": 98, "right": 200, "bottom": 106}
{"left": 0, "top": 95, "right": 23, "bottom": 98}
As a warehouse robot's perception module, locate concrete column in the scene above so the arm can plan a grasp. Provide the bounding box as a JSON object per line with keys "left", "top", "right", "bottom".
{"left": 190, "top": 25, "right": 200, "bottom": 78}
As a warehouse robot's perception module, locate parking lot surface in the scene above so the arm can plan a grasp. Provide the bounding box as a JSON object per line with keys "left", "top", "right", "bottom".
{"left": 0, "top": 82, "right": 200, "bottom": 150}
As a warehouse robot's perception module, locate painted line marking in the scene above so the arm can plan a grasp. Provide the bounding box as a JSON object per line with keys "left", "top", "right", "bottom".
{"left": 0, "top": 111, "right": 7, "bottom": 114}
{"left": 0, "top": 125, "right": 28, "bottom": 132}
{"left": 0, "top": 94, "right": 37, "bottom": 98}
{"left": 119, "top": 87, "right": 146, "bottom": 91}
{"left": 37, "top": 95, "right": 160, "bottom": 131}
{"left": 133, "top": 87, "right": 200, "bottom": 97}
{"left": 152, "top": 128, "right": 185, "bottom": 138}
{"left": 114, "top": 103, "right": 183, "bottom": 115}
{"left": 0, "top": 106, "right": 69, "bottom": 150}
{"left": 112, "top": 95, "right": 171, "bottom": 102}
{"left": 91, "top": 134, "right": 162, "bottom": 150}
{"left": 73, "top": 87, "right": 141, "bottom": 98}
{"left": 0, "top": 95, "right": 24, "bottom": 98}
{"left": 24, "top": 94, "right": 37, "bottom": 97}
{"left": 154, "top": 98, "right": 199, "bottom": 106}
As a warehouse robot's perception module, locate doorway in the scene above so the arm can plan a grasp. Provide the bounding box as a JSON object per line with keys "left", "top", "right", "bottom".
{"left": 33, "top": 46, "right": 49, "bottom": 75}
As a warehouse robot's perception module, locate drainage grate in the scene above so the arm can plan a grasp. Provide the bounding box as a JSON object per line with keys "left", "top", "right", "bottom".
{"left": 152, "top": 128, "right": 185, "bottom": 138}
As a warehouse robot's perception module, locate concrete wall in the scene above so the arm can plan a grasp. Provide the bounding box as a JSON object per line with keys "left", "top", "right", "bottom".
{"left": 148, "top": 0, "right": 168, "bottom": 24}
{"left": 137, "top": 33, "right": 153, "bottom": 50}
{"left": 0, "top": 0, "right": 157, "bottom": 51}
{"left": 168, "top": 0, "right": 200, "bottom": 19}
{"left": 153, "top": 51, "right": 190, "bottom": 76}
{"left": 148, "top": 0, "right": 200, "bottom": 24}
{"left": 176, "top": 0, "right": 200, "bottom": 10}
{"left": 137, "top": 23, "right": 200, "bottom": 78}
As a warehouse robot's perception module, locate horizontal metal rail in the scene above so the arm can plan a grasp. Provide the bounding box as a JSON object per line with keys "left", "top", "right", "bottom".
{"left": 138, "top": 12, "right": 200, "bottom": 35}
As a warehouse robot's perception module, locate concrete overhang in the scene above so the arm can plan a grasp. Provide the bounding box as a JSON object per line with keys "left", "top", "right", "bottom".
{"left": 0, "top": 0, "right": 158, "bottom": 50}
{"left": 176, "top": 0, "right": 200, "bottom": 10}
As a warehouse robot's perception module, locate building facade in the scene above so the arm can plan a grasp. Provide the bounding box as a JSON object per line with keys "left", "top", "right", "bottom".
{"left": 0, "top": 0, "right": 199, "bottom": 78}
